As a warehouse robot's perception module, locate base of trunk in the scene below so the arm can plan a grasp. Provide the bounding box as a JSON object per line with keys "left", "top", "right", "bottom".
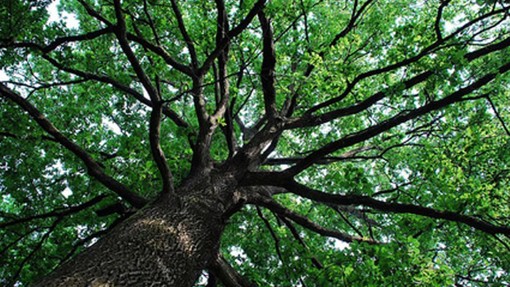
{"left": 34, "top": 190, "right": 228, "bottom": 287}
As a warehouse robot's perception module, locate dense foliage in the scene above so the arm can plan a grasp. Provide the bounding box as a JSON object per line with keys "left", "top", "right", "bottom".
{"left": 1, "top": 0, "right": 510, "bottom": 286}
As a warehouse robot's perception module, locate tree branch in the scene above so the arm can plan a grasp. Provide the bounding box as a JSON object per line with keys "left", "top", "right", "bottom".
{"left": 486, "top": 95, "right": 510, "bottom": 136}
{"left": 284, "top": 61, "right": 510, "bottom": 175}
{"left": 0, "top": 27, "right": 114, "bottom": 53}
{"left": 214, "top": 0, "right": 237, "bottom": 159}
{"left": 7, "top": 219, "right": 60, "bottom": 287}
{"left": 255, "top": 206, "right": 289, "bottom": 276}
{"left": 200, "top": 0, "right": 267, "bottom": 75}
{"left": 251, "top": 194, "right": 378, "bottom": 243}
{"left": 465, "top": 35, "right": 510, "bottom": 61}
{"left": 277, "top": 215, "right": 324, "bottom": 269}
{"left": 208, "top": 254, "right": 257, "bottom": 287}
{"left": 242, "top": 174, "right": 510, "bottom": 236}
{"left": 40, "top": 55, "right": 188, "bottom": 128}
{"left": 263, "top": 146, "right": 375, "bottom": 165}
{"left": 113, "top": 0, "right": 175, "bottom": 195}
{"left": 286, "top": 70, "right": 434, "bottom": 129}
{"left": 210, "top": 0, "right": 231, "bottom": 124}
{"left": 76, "top": 0, "right": 193, "bottom": 76}
{"left": 286, "top": 30, "right": 510, "bottom": 132}
{"left": 258, "top": 10, "right": 278, "bottom": 120}
{"left": 287, "top": 0, "right": 374, "bottom": 103}
{"left": 305, "top": 7, "right": 508, "bottom": 115}
{"left": 0, "top": 84, "right": 148, "bottom": 207}
{"left": 434, "top": 0, "right": 451, "bottom": 41}
{"left": 0, "top": 195, "right": 107, "bottom": 229}
{"left": 169, "top": 0, "right": 199, "bottom": 69}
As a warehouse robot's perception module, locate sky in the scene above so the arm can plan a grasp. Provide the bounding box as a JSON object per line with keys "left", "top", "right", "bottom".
{"left": 47, "top": 0, "right": 80, "bottom": 29}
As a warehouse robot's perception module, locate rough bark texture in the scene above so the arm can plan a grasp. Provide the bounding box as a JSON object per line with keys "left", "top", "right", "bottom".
{"left": 33, "top": 173, "right": 241, "bottom": 287}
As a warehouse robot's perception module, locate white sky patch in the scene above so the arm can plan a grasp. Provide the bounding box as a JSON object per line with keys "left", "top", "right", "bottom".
{"left": 229, "top": 246, "right": 248, "bottom": 265}
{"left": 0, "top": 70, "right": 8, "bottom": 81}
{"left": 319, "top": 122, "right": 333, "bottom": 135}
{"left": 47, "top": 0, "right": 80, "bottom": 29}
{"left": 328, "top": 238, "right": 350, "bottom": 250}
{"left": 62, "top": 186, "right": 73, "bottom": 198}
{"left": 43, "top": 159, "right": 74, "bottom": 198}
{"left": 102, "top": 117, "right": 122, "bottom": 135}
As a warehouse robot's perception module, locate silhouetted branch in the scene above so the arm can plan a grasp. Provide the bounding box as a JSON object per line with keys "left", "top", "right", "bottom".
{"left": 7, "top": 219, "right": 60, "bottom": 287}
{"left": 258, "top": 10, "right": 278, "bottom": 120}
{"left": 201, "top": 0, "right": 267, "bottom": 74}
{"left": 0, "top": 195, "right": 107, "bottom": 229}
{"left": 264, "top": 146, "right": 375, "bottom": 166}
{"left": 252, "top": 194, "right": 378, "bottom": 243}
{"left": 113, "top": 0, "right": 175, "bottom": 195}
{"left": 278, "top": 215, "right": 324, "bottom": 269}
{"left": 486, "top": 95, "right": 510, "bottom": 136}
{"left": 243, "top": 174, "right": 510, "bottom": 236}
{"left": 434, "top": 0, "right": 451, "bottom": 41}
{"left": 209, "top": 254, "right": 258, "bottom": 287}
{"left": 0, "top": 84, "right": 148, "bottom": 207}
{"left": 0, "top": 27, "right": 114, "bottom": 53}
{"left": 306, "top": 7, "right": 508, "bottom": 114}
{"left": 0, "top": 227, "right": 41, "bottom": 256}
{"left": 284, "top": 61, "right": 510, "bottom": 175}
{"left": 170, "top": 0, "right": 198, "bottom": 69}
{"left": 77, "top": 0, "right": 193, "bottom": 76}
{"left": 256, "top": 206, "right": 286, "bottom": 264}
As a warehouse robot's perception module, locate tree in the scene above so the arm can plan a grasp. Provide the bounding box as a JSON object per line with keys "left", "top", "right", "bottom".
{"left": 1, "top": 0, "right": 510, "bottom": 285}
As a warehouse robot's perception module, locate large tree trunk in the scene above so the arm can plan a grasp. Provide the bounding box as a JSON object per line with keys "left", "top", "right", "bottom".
{"left": 34, "top": 174, "right": 241, "bottom": 287}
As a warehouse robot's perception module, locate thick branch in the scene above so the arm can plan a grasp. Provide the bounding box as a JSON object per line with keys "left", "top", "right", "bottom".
{"left": 251, "top": 194, "right": 378, "bottom": 243}
{"left": 242, "top": 173, "right": 510, "bottom": 236}
{"left": 0, "top": 84, "right": 147, "bottom": 208}
{"left": 286, "top": 71, "right": 434, "bottom": 129}
{"left": 209, "top": 254, "right": 257, "bottom": 287}
{"left": 434, "top": 0, "right": 451, "bottom": 41}
{"left": 214, "top": 0, "right": 237, "bottom": 158}
{"left": 211, "top": 0, "right": 231, "bottom": 123}
{"left": 284, "top": 61, "right": 510, "bottom": 175}
{"left": 200, "top": 0, "right": 267, "bottom": 74}
{"left": 258, "top": 11, "right": 278, "bottom": 120}
{"left": 465, "top": 35, "right": 510, "bottom": 61}
{"left": 113, "top": 0, "right": 175, "bottom": 195}
{"left": 263, "top": 146, "right": 374, "bottom": 165}
{"left": 189, "top": 80, "right": 213, "bottom": 175}
{"left": 227, "top": 120, "right": 284, "bottom": 174}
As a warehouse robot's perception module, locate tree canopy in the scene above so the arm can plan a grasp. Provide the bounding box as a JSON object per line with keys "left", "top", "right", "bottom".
{"left": 1, "top": 0, "right": 510, "bottom": 286}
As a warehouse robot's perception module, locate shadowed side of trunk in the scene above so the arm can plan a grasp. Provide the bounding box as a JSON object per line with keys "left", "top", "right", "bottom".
{"left": 32, "top": 178, "right": 234, "bottom": 287}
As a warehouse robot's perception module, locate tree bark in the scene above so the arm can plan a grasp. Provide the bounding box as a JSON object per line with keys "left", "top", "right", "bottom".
{"left": 33, "top": 174, "right": 241, "bottom": 287}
